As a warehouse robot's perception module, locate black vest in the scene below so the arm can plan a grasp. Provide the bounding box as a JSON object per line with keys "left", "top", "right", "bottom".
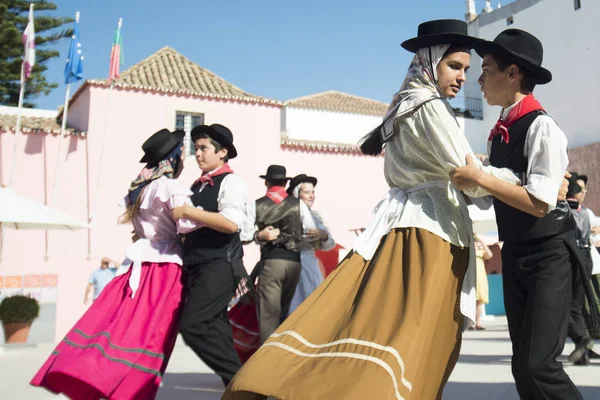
{"left": 255, "top": 196, "right": 303, "bottom": 261}
{"left": 489, "top": 110, "right": 575, "bottom": 243}
{"left": 183, "top": 173, "right": 243, "bottom": 266}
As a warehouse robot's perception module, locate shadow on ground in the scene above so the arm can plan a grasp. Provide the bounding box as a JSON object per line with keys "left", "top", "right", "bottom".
{"left": 157, "top": 373, "right": 224, "bottom": 400}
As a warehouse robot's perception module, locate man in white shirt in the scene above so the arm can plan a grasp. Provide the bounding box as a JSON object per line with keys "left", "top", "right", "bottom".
{"left": 451, "top": 29, "right": 583, "bottom": 399}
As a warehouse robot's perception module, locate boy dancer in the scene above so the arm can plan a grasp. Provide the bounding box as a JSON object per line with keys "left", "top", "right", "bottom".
{"left": 451, "top": 29, "right": 583, "bottom": 399}
{"left": 171, "top": 124, "right": 249, "bottom": 386}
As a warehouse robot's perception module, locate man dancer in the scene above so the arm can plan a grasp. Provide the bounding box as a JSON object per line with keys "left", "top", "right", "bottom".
{"left": 451, "top": 29, "right": 583, "bottom": 399}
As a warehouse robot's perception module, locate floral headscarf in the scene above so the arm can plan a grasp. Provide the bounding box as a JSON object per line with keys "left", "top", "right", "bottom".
{"left": 126, "top": 143, "right": 183, "bottom": 206}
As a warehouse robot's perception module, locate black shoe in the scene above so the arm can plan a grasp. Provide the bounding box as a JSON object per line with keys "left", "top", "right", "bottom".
{"left": 568, "top": 337, "right": 594, "bottom": 364}
{"left": 574, "top": 352, "right": 590, "bottom": 366}
{"left": 589, "top": 349, "right": 600, "bottom": 359}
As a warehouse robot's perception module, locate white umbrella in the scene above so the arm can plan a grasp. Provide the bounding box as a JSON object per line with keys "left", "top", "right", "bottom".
{"left": 0, "top": 187, "right": 89, "bottom": 230}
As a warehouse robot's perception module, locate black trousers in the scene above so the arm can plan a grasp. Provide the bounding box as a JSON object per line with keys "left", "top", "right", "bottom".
{"left": 179, "top": 259, "right": 242, "bottom": 386}
{"left": 502, "top": 235, "right": 583, "bottom": 400}
{"left": 568, "top": 249, "right": 593, "bottom": 344}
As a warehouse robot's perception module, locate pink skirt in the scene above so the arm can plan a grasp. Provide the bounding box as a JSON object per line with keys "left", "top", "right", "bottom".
{"left": 31, "top": 261, "right": 185, "bottom": 400}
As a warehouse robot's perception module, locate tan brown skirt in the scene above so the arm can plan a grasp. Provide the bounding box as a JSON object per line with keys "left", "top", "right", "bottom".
{"left": 222, "top": 227, "right": 469, "bottom": 400}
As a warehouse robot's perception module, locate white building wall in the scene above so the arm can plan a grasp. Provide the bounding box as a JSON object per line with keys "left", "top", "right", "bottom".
{"left": 468, "top": 0, "right": 600, "bottom": 149}
{"left": 283, "top": 107, "right": 383, "bottom": 145}
{"left": 284, "top": 106, "right": 488, "bottom": 154}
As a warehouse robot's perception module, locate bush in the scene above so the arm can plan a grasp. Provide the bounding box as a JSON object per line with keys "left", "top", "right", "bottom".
{"left": 0, "top": 295, "right": 40, "bottom": 324}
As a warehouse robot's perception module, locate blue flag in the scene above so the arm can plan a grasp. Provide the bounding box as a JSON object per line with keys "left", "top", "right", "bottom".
{"left": 64, "top": 18, "right": 84, "bottom": 84}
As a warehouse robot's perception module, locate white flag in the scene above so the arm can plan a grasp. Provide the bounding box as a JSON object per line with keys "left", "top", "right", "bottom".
{"left": 22, "top": 4, "right": 36, "bottom": 82}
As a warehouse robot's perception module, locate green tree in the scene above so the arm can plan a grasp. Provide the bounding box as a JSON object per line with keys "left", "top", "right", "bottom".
{"left": 0, "top": 0, "right": 73, "bottom": 107}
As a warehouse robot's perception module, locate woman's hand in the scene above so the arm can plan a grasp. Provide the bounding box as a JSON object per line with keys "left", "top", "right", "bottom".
{"left": 305, "top": 228, "right": 328, "bottom": 241}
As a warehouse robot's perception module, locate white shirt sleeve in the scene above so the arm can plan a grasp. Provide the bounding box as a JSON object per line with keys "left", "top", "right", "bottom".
{"left": 217, "top": 174, "right": 249, "bottom": 230}
{"left": 523, "top": 115, "right": 569, "bottom": 213}
{"left": 417, "top": 100, "right": 521, "bottom": 198}
{"left": 239, "top": 200, "right": 257, "bottom": 242}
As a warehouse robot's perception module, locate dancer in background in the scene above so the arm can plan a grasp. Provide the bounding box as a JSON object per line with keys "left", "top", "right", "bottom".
{"left": 286, "top": 174, "right": 335, "bottom": 315}
{"left": 32, "top": 128, "right": 202, "bottom": 399}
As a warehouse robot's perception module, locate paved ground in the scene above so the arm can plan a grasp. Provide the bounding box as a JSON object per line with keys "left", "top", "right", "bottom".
{"left": 1, "top": 317, "right": 598, "bottom": 399}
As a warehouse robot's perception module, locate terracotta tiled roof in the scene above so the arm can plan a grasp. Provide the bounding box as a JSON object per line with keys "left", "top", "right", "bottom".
{"left": 285, "top": 91, "right": 388, "bottom": 116}
{"left": 64, "top": 47, "right": 281, "bottom": 113}
{"left": 0, "top": 114, "right": 83, "bottom": 135}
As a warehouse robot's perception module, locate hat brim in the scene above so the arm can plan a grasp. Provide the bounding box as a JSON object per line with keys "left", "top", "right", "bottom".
{"left": 401, "top": 33, "right": 482, "bottom": 53}
{"left": 140, "top": 130, "right": 185, "bottom": 163}
{"left": 474, "top": 41, "right": 552, "bottom": 84}
{"left": 286, "top": 175, "right": 318, "bottom": 195}
{"left": 259, "top": 175, "right": 292, "bottom": 180}
{"left": 191, "top": 126, "right": 237, "bottom": 159}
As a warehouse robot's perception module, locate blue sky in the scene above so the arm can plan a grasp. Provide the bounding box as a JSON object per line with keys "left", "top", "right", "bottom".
{"left": 32, "top": 0, "right": 505, "bottom": 110}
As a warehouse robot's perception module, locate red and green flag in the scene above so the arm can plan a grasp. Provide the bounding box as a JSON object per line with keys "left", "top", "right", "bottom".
{"left": 109, "top": 18, "right": 123, "bottom": 80}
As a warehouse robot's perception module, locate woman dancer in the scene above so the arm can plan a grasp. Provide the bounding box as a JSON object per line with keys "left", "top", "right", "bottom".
{"left": 31, "top": 128, "right": 203, "bottom": 399}
{"left": 286, "top": 174, "right": 335, "bottom": 315}
{"left": 222, "top": 19, "right": 520, "bottom": 400}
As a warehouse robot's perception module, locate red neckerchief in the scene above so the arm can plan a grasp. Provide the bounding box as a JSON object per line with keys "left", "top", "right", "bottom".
{"left": 266, "top": 186, "right": 288, "bottom": 204}
{"left": 488, "top": 94, "right": 545, "bottom": 144}
{"left": 193, "top": 163, "right": 233, "bottom": 187}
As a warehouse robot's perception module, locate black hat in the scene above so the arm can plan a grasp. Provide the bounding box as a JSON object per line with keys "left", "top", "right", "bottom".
{"left": 573, "top": 172, "right": 588, "bottom": 185}
{"left": 401, "top": 19, "right": 482, "bottom": 53}
{"left": 475, "top": 29, "right": 552, "bottom": 85}
{"left": 190, "top": 124, "right": 238, "bottom": 159}
{"left": 140, "top": 128, "right": 185, "bottom": 164}
{"left": 287, "top": 174, "right": 318, "bottom": 195}
{"left": 567, "top": 173, "right": 584, "bottom": 198}
{"left": 259, "top": 165, "right": 291, "bottom": 180}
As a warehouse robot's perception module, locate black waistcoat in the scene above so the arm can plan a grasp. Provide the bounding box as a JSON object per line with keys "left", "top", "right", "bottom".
{"left": 183, "top": 173, "right": 243, "bottom": 266}
{"left": 255, "top": 196, "right": 303, "bottom": 260}
{"left": 489, "top": 110, "right": 575, "bottom": 243}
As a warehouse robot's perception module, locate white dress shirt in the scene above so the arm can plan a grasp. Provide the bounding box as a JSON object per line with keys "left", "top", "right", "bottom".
{"left": 194, "top": 173, "right": 249, "bottom": 230}
{"left": 487, "top": 102, "right": 569, "bottom": 213}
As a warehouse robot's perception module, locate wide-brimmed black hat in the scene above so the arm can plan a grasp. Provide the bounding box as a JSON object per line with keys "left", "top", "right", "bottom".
{"left": 572, "top": 172, "right": 588, "bottom": 185}
{"left": 259, "top": 165, "right": 291, "bottom": 180}
{"left": 475, "top": 29, "right": 552, "bottom": 84}
{"left": 401, "top": 19, "right": 482, "bottom": 53}
{"left": 190, "top": 123, "right": 238, "bottom": 159}
{"left": 287, "top": 174, "right": 318, "bottom": 195}
{"left": 140, "top": 128, "right": 185, "bottom": 164}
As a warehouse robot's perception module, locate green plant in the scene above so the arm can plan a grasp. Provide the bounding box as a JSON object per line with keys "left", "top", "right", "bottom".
{"left": 0, "top": 295, "right": 40, "bottom": 324}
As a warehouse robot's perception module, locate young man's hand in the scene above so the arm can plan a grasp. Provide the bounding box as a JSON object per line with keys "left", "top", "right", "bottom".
{"left": 258, "top": 226, "right": 280, "bottom": 241}
{"left": 171, "top": 205, "right": 193, "bottom": 220}
{"left": 557, "top": 171, "right": 571, "bottom": 201}
{"left": 450, "top": 155, "right": 482, "bottom": 190}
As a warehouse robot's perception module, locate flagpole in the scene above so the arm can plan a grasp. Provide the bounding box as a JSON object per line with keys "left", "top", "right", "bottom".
{"left": 88, "top": 17, "right": 121, "bottom": 259}
{"left": 46, "top": 11, "right": 80, "bottom": 260}
{"left": 7, "top": 68, "right": 27, "bottom": 188}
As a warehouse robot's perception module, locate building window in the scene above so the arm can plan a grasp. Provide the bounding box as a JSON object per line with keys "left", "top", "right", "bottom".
{"left": 175, "top": 111, "right": 204, "bottom": 156}
{"left": 506, "top": 16, "right": 514, "bottom": 25}
{"left": 574, "top": 0, "right": 581, "bottom": 10}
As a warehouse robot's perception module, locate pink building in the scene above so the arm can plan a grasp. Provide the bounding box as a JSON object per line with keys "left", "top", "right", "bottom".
{"left": 0, "top": 47, "right": 389, "bottom": 343}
